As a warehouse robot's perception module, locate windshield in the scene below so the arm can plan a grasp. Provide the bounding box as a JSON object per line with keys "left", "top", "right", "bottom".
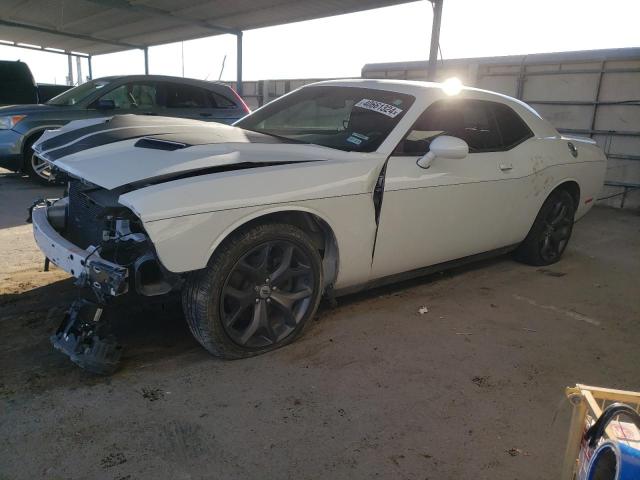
{"left": 235, "top": 86, "right": 415, "bottom": 152}
{"left": 46, "top": 79, "right": 112, "bottom": 106}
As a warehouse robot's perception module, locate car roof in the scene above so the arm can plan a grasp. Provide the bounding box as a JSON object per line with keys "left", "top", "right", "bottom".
{"left": 306, "top": 78, "right": 559, "bottom": 138}
{"left": 92, "top": 75, "right": 232, "bottom": 89}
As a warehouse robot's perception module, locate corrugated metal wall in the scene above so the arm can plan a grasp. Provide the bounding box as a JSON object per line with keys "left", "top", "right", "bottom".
{"left": 225, "top": 48, "right": 640, "bottom": 209}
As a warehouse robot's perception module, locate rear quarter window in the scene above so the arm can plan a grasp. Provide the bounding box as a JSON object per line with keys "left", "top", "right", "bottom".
{"left": 492, "top": 103, "right": 533, "bottom": 149}
{"left": 208, "top": 90, "right": 237, "bottom": 108}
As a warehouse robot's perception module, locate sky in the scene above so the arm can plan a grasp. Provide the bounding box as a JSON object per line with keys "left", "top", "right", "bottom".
{"left": 0, "top": 0, "right": 638, "bottom": 85}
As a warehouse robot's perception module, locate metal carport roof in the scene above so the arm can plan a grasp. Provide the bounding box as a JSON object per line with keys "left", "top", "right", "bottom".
{"left": 0, "top": 0, "right": 416, "bottom": 56}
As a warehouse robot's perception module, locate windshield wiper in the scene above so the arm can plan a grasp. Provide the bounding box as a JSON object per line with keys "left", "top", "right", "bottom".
{"left": 241, "top": 128, "right": 310, "bottom": 145}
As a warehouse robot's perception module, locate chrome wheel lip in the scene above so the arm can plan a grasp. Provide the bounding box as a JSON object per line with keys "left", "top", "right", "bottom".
{"left": 220, "top": 240, "right": 315, "bottom": 350}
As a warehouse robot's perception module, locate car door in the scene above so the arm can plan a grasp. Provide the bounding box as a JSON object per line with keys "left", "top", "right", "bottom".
{"left": 92, "top": 81, "right": 161, "bottom": 117}
{"left": 371, "top": 99, "right": 534, "bottom": 279}
{"left": 159, "top": 82, "right": 218, "bottom": 121}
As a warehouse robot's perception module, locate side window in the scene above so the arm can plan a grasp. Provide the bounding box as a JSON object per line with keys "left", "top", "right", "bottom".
{"left": 131, "top": 83, "right": 159, "bottom": 109}
{"left": 394, "top": 99, "right": 530, "bottom": 155}
{"left": 492, "top": 103, "right": 533, "bottom": 149}
{"left": 208, "top": 90, "right": 236, "bottom": 109}
{"left": 97, "top": 82, "right": 159, "bottom": 109}
{"left": 164, "top": 83, "right": 209, "bottom": 108}
{"left": 98, "top": 84, "right": 131, "bottom": 109}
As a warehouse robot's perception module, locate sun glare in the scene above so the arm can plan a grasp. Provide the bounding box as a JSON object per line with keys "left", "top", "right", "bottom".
{"left": 442, "top": 77, "right": 463, "bottom": 96}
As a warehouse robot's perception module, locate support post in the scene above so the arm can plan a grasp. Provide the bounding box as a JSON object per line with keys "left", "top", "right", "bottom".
{"left": 76, "top": 55, "right": 83, "bottom": 84}
{"left": 67, "top": 53, "right": 74, "bottom": 86}
{"left": 589, "top": 61, "right": 605, "bottom": 138}
{"left": 88, "top": 55, "right": 93, "bottom": 80}
{"left": 236, "top": 31, "right": 243, "bottom": 97}
{"left": 427, "top": 0, "right": 443, "bottom": 81}
{"left": 143, "top": 47, "right": 149, "bottom": 75}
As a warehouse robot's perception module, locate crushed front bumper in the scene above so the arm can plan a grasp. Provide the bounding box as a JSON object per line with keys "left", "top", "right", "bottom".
{"left": 32, "top": 204, "right": 129, "bottom": 299}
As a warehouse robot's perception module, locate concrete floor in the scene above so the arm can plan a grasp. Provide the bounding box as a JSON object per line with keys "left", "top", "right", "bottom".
{"left": 1, "top": 169, "right": 639, "bottom": 480}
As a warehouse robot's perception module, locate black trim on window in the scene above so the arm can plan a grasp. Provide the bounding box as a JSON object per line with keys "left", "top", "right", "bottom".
{"left": 393, "top": 99, "right": 534, "bottom": 156}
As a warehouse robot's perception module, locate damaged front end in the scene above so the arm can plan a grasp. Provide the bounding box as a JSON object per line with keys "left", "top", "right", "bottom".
{"left": 30, "top": 177, "right": 180, "bottom": 373}
{"left": 32, "top": 178, "right": 180, "bottom": 300}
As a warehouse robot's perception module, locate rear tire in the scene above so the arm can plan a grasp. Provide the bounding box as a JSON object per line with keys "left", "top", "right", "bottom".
{"left": 182, "top": 223, "right": 323, "bottom": 359}
{"left": 515, "top": 189, "right": 576, "bottom": 266}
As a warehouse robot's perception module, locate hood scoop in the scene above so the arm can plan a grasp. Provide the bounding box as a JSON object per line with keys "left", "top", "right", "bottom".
{"left": 135, "top": 137, "right": 189, "bottom": 151}
{"left": 32, "top": 114, "right": 353, "bottom": 190}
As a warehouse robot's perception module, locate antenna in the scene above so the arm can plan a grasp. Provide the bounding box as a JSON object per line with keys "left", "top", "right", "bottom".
{"left": 218, "top": 54, "right": 227, "bottom": 81}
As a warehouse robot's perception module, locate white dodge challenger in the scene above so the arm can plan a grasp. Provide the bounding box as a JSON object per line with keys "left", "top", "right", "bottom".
{"left": 31, "top": 79, "right": 606, "bottom": 371}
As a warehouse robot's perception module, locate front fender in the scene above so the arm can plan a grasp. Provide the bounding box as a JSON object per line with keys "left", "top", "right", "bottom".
{"left": 145, "top": 204, "right": 336, "bottom": 271}
{"left": 140, "top": 193, "right": 377, "bottom": 290}
{"left": 18, "top": 124, "right": 65, "bottom": 153}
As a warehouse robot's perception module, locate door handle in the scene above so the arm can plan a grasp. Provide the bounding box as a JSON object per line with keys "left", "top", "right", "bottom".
{"left": 499, "top": 163, "right": 513, "bottom": 172}
{"left": 199, "top": 112, "right": 213, "bottom": 117}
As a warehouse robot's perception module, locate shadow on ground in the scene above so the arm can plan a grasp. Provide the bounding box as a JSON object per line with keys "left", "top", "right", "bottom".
{"left": 1, "top": 206, "right": 639, "bottom": 480}
{"left": 0, "top": 278, "right": 202, "bottom": 396}
{"left": 1, "top": 254, "right": 507, "bottom": 397}
{"left": 0, "top": 171, "right": 64, "bottom": 230}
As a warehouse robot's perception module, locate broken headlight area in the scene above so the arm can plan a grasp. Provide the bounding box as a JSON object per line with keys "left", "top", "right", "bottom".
{"left": 35, "top": 178, "right": 182, "bottom": 375}
{"left": 51, "top": 178, "right": 181, "bottom": 301}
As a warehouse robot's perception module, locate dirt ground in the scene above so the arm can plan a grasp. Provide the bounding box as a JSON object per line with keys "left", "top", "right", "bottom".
{"left": 1, "top": 169, "right": 639, "bottom": 480}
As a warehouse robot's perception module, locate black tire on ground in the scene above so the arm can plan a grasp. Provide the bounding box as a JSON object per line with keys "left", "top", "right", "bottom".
{"left": 182, "top": 223, "right": 324, "bottom": 359}
{"left": 515, "top": 189, "right": 576, "bottom": 266}
{"left": 23, "top": 134, "right": 53, "bottom": 185}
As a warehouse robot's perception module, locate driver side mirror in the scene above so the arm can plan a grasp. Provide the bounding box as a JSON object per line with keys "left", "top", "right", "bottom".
{"left": 96, "top": 99, "right": 116, "bottom": 110}
{"left": 417, "top": 135, "right": 468, "bottom": 169}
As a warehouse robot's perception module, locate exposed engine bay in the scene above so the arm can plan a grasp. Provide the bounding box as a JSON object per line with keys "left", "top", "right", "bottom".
{"left": 29, "top": 177, "right": 182, "bottom": 374}
{"left": 36, "top": 178, "right": 181, "bottom": 301}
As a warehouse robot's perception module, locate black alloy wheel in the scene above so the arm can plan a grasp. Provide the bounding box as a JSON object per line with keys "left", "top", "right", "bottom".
{"left": 182, "top": 223, "right": 323, "bottom": 359}
{"left": 515, "top": 189, "right": 576, "bottom": 266}
{"left": 538, "top": 196, "right": 574, "bottom": 263}
{"left": 220, "top": 240, "right": 315, "bottom": 348}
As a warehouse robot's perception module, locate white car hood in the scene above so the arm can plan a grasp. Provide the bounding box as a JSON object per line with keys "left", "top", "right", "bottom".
{"left": 33, "top": 115, "right": 352, "bottom": 190}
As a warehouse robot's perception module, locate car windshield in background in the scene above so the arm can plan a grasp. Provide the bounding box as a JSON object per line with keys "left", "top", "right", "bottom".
{"left": 235, "top": 86, "right": 415, "bottom": 152}
{"left": 46, "top": 79, "right": 111, "bottom": 106}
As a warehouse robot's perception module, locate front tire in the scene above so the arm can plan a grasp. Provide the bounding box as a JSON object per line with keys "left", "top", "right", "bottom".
{"left": 24, "top": 135, "right": 54, "bottom": 185}
{"left": 182, "top": 223, "right": 323, "bottom": 359}
{"left": 515, "top": 189, "right": 576, "bottom": 266}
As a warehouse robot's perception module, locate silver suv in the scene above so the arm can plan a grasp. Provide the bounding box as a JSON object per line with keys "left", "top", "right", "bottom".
{"left": 0, "top": 74, "right": 249, "bottom": 183}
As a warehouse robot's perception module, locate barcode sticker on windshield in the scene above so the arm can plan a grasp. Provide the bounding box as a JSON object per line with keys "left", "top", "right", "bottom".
{"left": 355, "top": 99, "right": 403, "bottom": 118}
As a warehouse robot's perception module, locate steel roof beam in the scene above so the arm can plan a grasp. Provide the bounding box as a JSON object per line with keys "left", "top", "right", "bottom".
{"left": 0, "top": 40, "right": 90, "bottom": 57}
{"left": 82, "top": 0, "right": 241, "bottom": 35}
{"left": 0, "top": 18, "right": 144, "bottom": 50}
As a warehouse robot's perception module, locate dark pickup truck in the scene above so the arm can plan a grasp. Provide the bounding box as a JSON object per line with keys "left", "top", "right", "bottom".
{"left": 0, "top": 60, "right": 69, "bottom": 106}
